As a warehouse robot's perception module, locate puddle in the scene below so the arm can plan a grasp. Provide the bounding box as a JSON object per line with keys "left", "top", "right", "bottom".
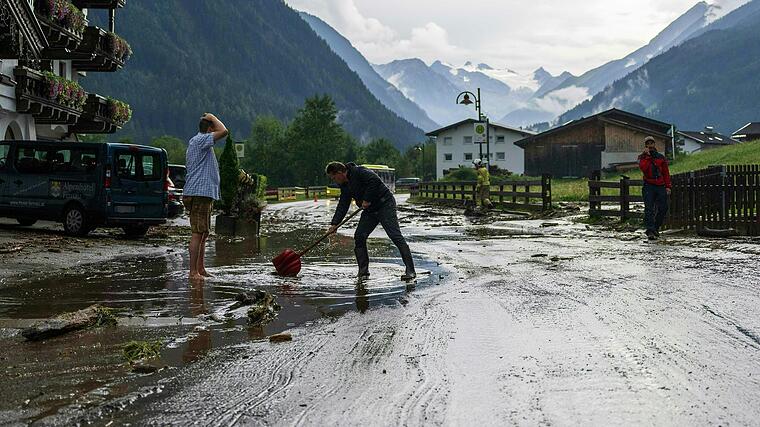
{"left": 0, "top": 224, "right": 443, "bottom": 424}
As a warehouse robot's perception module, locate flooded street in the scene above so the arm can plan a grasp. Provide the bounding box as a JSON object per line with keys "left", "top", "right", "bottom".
{"left": 1, "top": 196, "right": 760, "bottom": 425}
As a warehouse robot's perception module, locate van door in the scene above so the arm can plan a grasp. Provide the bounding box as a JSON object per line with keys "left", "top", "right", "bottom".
{"left": 137, "top": 150, "right": 166, "bottom": 218}
{"left": 111, "top": 149, "right": 166, "bottom": 219}
{"left": 47, "top": 146, "right": 100, "bottom": 219}
{"left": 0, "top": 142, "right": 11, "bottom": 211}
{"left": 8, "top": 145, "right": 51, "bottom": 217}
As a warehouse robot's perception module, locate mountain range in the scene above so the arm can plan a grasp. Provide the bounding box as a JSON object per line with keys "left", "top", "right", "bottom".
{"left": 502, "top": 0, "right": 750, "bottom": 127}
{"left": 314, "top": 0, "right": 747, "bottom": 130}
{"left": 299, "top": 12, "right": 439, "bottom": 132}
{"left": 83, "top": 0, "right": 426, "bottom": 148}
{"left": 551, "top": 0, "right": 760, "bottom": 134}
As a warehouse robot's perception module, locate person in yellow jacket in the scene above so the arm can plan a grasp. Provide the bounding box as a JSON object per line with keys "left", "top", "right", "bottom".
{"left": 474, "top": 159, "right": 493, "bottom": 209}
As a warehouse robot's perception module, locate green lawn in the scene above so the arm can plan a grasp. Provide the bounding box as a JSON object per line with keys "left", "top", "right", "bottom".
{"left": 526, "top": 140, "right": 760, "bottom": 202}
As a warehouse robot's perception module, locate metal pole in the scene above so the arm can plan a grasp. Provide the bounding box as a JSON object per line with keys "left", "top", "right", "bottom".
{"left": 671, "top": 124, "right": 676, "bottom": 163}
{"left": 477, "top": 88, "right": 483, "bottom": 161}
{"left": 486, "top": 116, "right": 490, "bottom": 167}
{"left": 109, "top": 8, "right": 115, "bottom": 32}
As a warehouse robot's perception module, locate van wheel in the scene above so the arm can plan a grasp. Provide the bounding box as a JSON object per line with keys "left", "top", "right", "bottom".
{"left": 123, "top": 225, "right": 150, "bottom": 238}
{"left": 16, "top": 218, "right": 37, "bottom": 226}
{"left": 63, "top": 205, "right": 89, "bottom": 236}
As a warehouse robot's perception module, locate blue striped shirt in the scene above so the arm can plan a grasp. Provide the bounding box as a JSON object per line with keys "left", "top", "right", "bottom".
{"left": 184, "top": 132, "right": 221, "bottom": 200}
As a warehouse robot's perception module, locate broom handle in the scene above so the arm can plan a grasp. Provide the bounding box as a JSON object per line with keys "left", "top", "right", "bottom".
{"left": 298, "top": 208, "right": 362, "bottom": 256}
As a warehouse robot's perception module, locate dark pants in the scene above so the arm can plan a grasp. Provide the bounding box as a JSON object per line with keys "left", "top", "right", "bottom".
{"left": 354, "top": 198, "right": 415, "bottom": 276}
{"left": 643, "top": 183, "right": 668, "bottom": 233}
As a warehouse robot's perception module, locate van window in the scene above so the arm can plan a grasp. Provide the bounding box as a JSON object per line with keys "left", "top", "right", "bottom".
{"left": 49, "top": 148, "right": 72, "bottom": 172}
{"left": 15, "top": 147, "right": 50, "bottom": 174}
{"left": 78, "top": 150, "right": 98, "bottom": 174}
{"left": 141, "top": 153, "right": 161, "bottom": 180}
{"left": 117, "top": 153, "right": 137, "bottom": 179}
{"left": 0, "top": 144, "right": 9, "bottom": 170}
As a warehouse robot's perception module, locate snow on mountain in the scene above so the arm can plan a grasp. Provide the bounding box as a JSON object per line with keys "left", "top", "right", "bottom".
{"left": 509, "top": 0, "right": 749, "bottom": 128}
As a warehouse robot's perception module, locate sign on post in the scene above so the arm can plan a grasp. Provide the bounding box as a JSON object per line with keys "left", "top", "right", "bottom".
{"left": 235, "top": 143, "right": 245, "bottom": 158}
{"left": 473, "top": 122, "right": 487, "bottom": 144}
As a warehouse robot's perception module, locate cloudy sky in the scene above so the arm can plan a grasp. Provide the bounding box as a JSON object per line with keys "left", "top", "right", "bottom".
{"left": 284, "top": 0, "right": 742, "bottom": 75}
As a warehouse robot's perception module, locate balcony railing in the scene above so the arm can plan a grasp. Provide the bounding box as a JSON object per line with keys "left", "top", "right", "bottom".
{"left": 34, "top": 0, "right": 87, "bottom": 50}
{"left": 70, "top": 26, "right": 131, "bottom": 71}
{"left": 69, "top": 93, "right": 131, "bottom": 133}
{"left": 71, "top": 0, "right": 125, "bottom": 9}
{"left": 13, "top": 66, "right": 86, "bottom": 124}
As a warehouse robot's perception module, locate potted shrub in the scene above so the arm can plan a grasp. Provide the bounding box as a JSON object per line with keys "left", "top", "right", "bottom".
{"left": 215, "top": 134, "right": 240, "bottom": 235}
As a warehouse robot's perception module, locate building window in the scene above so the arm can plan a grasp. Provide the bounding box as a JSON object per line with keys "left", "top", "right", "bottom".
{"left": 444, "top": 153, "right": 453, "bottom": 161}
{"left": 443, "top": 136, "right": 453, "bottom": 145}
{"left": 463, "top": 136, "right": 473, "bottom": 144}
{"left": 496, "top": 135, "right": 505, "bottom": 143}
{"left": 59, "top": 61, "right": 66, "bottom": 78}
{"left": 464, "top": 153, "right": 473, "bottom": 161}
{"left": 496, "top": 152, "right": 505, "bottom": 160}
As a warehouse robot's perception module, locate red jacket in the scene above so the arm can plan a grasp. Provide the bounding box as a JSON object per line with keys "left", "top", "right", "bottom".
{"left": 638, "top": 151, "right": 671, "bottom": 188}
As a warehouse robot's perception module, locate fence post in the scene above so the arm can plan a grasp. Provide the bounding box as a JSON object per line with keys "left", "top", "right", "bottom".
{"left": 589, "top": 170, "right": 601, "bottom": 213}
{"left": 542, "top": 174, "right": 552, "bottom": 211}
{"left": 620, "top": 176, "right": 630, "bottom": 221}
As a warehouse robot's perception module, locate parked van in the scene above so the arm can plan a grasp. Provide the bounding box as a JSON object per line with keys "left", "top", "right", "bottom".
{"left": 0, "top": 140, "right": 169, "bottom": 237}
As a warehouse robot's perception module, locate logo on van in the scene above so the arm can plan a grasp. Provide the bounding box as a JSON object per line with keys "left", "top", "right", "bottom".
{"left": 50, "top": 181, "right": 62, "bottom": 198}
{"left": 49, "top": 181, "right": 95, "bottom": 199}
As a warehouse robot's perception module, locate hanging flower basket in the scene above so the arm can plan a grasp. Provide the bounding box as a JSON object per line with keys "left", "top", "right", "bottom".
{"left": 108, "top": 32, "right": 133, "bottom": 62}
{"left": 40, "top": 0, "right": 86, "bottom": 35}
{"left": 42, "top": 72, "right": 87, "bottom": 109}
{"left": 106, "top": 98, "right": 132, "bottom": 124}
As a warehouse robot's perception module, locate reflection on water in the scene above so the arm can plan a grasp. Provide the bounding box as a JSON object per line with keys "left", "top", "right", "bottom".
{"left": 0, "top": 231, "right": 442, "bottom": 369}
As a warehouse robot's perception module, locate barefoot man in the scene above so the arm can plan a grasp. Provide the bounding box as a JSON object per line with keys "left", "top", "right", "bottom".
{"left": 183, "top": 113, "right": 228, "bottom": 280}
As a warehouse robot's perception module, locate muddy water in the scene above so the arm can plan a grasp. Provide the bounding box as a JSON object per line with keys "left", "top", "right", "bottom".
{"left": 0, "top": 205, "right": 442, "bottom": 425}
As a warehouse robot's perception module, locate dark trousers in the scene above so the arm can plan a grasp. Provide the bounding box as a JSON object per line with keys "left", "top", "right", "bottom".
{"left": 354, "top": 199, "right": 415, "bottom": 276}
{"left": 643, "top": 183, "right": 668, "bottom": 233}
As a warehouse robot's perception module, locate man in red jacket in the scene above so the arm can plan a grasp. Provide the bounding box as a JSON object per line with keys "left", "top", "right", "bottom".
{"left": 638, "top": 136, "right": 671, "bottom": 240}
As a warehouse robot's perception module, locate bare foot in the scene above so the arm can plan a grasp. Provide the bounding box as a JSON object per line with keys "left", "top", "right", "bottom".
{"left": 189, "top": 273, "right": 205, "bottom": 281}
{"left": 200, "top": 270, "right": 213, "bottom": 277}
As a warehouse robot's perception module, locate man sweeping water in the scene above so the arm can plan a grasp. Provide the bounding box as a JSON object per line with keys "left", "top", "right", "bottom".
{"left": 325, "top": 162, "right": 416, "bottom": 281}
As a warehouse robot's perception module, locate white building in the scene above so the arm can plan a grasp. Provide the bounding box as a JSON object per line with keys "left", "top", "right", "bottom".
{"left": 677, "top": 127, "right": 738, "bottom": 154}
{"left": 425, "top": 118, "right": 534, "bottom": 179}
{"left": 1, "top": 0, "right": 130, "bottom": 142}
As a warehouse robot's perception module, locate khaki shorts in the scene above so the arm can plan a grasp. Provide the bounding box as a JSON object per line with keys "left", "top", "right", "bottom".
{"left": 184, "top": 196, "right": 213, "bottom": 234}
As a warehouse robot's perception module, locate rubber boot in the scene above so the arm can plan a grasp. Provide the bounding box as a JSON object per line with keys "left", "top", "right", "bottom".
{"left": 398, "top": 242, "right": 416, "bottom": 280}
{"left": 355, "top": 246, "right": 370, "bottom": 278}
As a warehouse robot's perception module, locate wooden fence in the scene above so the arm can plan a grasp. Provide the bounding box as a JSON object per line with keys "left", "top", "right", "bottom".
{"left": 589, "top": 165, "right": 760, "bottom": 235}
{"left": 265, "top": 186, "right": 328, "bottom": 202}
{"left": 668, "top": 165, "right": 759, "bottom": 235}
{"left": 588, "top": 170, "right": 644, "bottom": 219}
{"left": 410, "top": 174, "right": 552, "bottom": 211}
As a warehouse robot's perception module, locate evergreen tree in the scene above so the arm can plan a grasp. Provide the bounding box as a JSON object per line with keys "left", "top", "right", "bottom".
{"left": 219, "top": 133, "right": 239, "bottom": 214}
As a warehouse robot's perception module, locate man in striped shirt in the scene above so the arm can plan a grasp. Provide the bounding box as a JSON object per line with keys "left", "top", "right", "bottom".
{"left": 183, "top": 113, "right": 228, "bottom": 280}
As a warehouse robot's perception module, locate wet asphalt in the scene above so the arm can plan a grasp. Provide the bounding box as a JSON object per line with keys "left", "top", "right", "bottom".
{"left": 1, "top": 196, "right": 759, "bottom": 425}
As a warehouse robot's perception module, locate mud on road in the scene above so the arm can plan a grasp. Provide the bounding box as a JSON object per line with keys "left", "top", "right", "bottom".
{"left": 2, "top": 198, "right": 760, "bottom": 425}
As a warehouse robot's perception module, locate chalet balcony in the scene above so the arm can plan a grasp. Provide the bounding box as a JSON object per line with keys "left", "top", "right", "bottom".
{"left": 70, "top": 26, "right": 131, "bottom": 71}
{"left": 70, "top": 93, "right": 131, "bottom": 133}
{"left": 71, "top": 0, "right": 125, "bottom": 9}
{"left": 13, "top": 66, "right": 86, "bottom": 125}
{"left": 34, "top": 0, "right": 87, "bottom": 50}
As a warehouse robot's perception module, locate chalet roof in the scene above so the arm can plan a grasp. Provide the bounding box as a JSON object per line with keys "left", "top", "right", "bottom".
{"left": 732, "top": 122, "right": 760, "bottom": 137}
{"left": 678, "top": 130, "right": 738, "bottom": 146}
{"left": 515, "top": 108, "right": 672, "bottom": 148}
{"left": 425, "top": 118, "right": 534, "bottom": 137}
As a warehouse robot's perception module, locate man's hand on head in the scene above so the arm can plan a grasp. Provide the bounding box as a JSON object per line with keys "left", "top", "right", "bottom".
{"left": 361, "top": 201, "right": 370, "bottom": 209}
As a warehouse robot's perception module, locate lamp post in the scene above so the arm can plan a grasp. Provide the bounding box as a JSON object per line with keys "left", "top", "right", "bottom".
{"left": 414, "top": 145, "right": 423, "bottom": 179}
{"left": 456, "top": 88, "right": 489, "bottom": 166}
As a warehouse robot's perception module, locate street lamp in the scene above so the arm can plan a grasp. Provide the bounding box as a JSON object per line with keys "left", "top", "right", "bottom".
{"left": 414, "top": 145, "right": 424, "bottom": 179}
{"left": 456, "top": 88, "right": 489, "bottom": 166}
